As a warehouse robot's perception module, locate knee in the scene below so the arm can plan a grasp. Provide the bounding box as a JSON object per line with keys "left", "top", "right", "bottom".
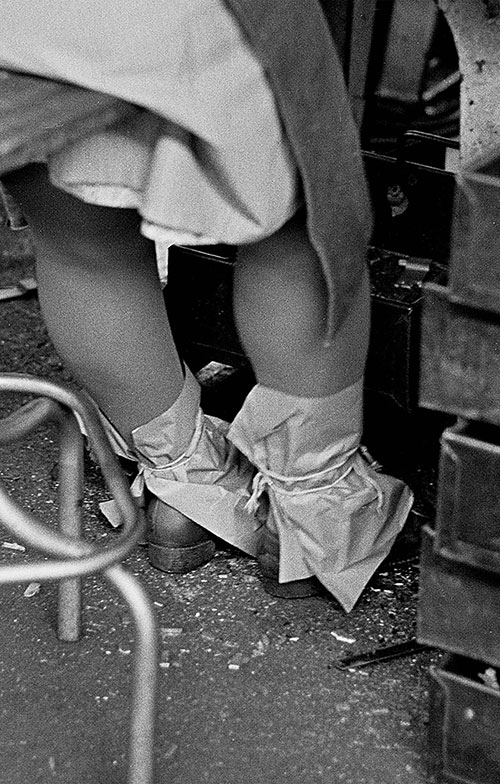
{"left": 235, "top": 213, "right": 330, "bottom": 348}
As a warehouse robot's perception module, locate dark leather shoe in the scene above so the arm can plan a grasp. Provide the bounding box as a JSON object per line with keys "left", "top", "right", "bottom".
{"left": 146, "top": 496, "right": 215, "bottom": 573}
{"left": 257, "top": 527, "right": 323, "bottom": 599}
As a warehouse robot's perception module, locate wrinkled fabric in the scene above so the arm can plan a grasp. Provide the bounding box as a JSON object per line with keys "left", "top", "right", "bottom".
{"left": 0, "top": 0, "right": 299, "bottom": 247}
{"left": 98, "top": 369, "right": 414, "bottom": 611}
{"left": 0, "top": 0, "right": 371, "bottom": 339}
{"left": 99, "top": 368, "right": 261, "bottom": 556}
{"left": 228, "top": 381, "right": 414, "bottom": 612}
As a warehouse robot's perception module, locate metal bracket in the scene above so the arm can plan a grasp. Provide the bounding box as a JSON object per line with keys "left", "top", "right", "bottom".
{"left": 395, "top": 257, "right": 431, "bottom": 290}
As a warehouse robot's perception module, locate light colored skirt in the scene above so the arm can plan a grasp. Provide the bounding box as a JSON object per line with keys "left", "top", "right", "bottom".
{"left": 0, "top": 0, "right": 299, "bottom": 246}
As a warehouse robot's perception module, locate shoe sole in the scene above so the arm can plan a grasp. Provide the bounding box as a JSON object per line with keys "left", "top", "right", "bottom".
{"left": 258, "top": 535, "right": 323, "bottom": 599}
{"left": 148, "top": 539, "right": 216, "bottom": 574}
{"left": 258, "top": 573, "right": 323, "bottom": 599}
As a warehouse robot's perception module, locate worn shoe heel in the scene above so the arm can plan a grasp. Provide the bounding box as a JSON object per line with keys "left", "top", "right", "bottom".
{"left": 257, "top": 528, "right": 323, "bottom": 599}
{"left": 147, "top": 497, "right": 216, "bottom": 573}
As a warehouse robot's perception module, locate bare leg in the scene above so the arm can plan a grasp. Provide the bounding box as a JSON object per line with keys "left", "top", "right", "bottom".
{"left": 3, "top": 164, "right": 187, "bottom": 447}
{"left": 230, "top": 213, "right": 406, "bottom": 605}
{"left": 233, "top": 212, "right": 370, "bottom": 396}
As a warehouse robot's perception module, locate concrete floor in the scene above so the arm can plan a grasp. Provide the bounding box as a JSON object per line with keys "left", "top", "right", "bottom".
{"left": 0, "top": 227, "right": 446, "bottom": 784}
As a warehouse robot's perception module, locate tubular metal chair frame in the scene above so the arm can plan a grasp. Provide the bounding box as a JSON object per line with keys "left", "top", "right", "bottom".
{"left": 0, "top": 372, "right": 158, "bottom": 784}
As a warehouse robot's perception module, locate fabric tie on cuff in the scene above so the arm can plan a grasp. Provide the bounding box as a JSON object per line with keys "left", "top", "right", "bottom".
{"left": 244, "top": 446, "right": 384, "bottom": 516}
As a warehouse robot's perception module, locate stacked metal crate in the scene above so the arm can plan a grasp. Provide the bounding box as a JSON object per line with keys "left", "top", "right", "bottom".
{"left": 418, "top": 150, "right": 500, "bottom": 783}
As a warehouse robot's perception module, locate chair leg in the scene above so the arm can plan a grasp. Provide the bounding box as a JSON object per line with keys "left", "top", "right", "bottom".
{"left": 0, "top": 373, "right": 159, "bottom": 784}
{"left": 57, "top": 406, "right": 84, "bottom": 641}
{"left": 106, "top": 564, "right": 159, "bottom": 784}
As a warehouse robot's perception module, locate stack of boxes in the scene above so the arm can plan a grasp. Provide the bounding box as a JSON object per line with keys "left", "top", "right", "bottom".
{"left": 418, "top": 150, "right": 500, "bottom": 783}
